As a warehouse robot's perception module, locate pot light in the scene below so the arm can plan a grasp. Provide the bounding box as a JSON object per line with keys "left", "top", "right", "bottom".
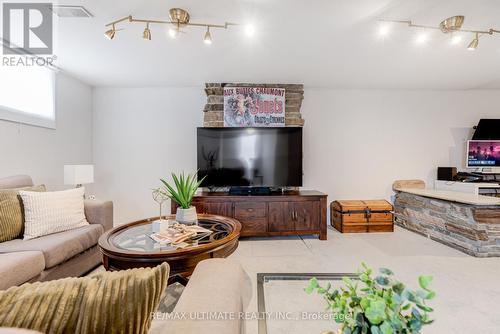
{"left": 143, "top": 23, "right": 151, "bottom": 41}
{"left": 204, "top": 27, "right": 212, "bottom": 44}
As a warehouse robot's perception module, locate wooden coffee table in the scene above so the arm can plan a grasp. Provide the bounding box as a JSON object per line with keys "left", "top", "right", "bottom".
{"left": 98, "top": 214, "right": 241, "bottom": 280}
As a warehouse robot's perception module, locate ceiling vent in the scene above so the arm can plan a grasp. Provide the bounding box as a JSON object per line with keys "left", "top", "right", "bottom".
{"left": 51, "top": 5, "right": 93, "bottom": 18}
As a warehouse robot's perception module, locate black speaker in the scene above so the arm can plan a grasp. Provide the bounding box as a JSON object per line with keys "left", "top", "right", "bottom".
{"left": 437, "top": 167, "right": 457, "bottom": 181}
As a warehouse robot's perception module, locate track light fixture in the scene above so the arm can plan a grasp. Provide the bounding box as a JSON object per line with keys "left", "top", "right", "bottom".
{"left": 204, "top": 27, "right": 212, "bottom": 44}
{"left": 104, "top": 24, "right": 116, "bottom": 40}
{"left": 468, "top": 33, "right": 479, "bottom": 51}
{"left": 450, "top": 34, "right": 463, "bottom": 45}
{"left": 168, "top": 28, "right": 178, "bottom": 39}
{"left": 143, "top": 23, "right": 151, "bottom": 41}
{"left": 105, "top": 8, "right": 237, "bottom": 44}
{"left": 379, "top": 15, "right": 500, "bottom": 50}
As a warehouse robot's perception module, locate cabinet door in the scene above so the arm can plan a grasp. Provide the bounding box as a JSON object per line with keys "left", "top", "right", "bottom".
{"left": 293, "top": 201, "right": 319, "bottom": 231}
{"left": 269, "top": 202, "right": 294, "bottom": 232}
{"left": 204, "top": 202, "right": 233, "bottom": 217}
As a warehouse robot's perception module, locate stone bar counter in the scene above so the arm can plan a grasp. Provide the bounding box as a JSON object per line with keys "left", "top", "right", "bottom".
{"left": 393, "top": 182, "right": 500, "bottom": 257}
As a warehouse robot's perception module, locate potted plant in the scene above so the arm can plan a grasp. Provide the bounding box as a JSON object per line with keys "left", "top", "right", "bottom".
{"left": 305, "top": 263, "right": 435, "bottom": 334}
{"left": 160, "top": 171, "right": 206, "bottom": 225}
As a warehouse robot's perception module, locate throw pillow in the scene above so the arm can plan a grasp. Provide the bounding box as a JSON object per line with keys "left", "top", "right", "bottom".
{"left": 0, "top": 185, "right": 46, "bottom": 242}
{"left": 20, "top": 187, "right": 89, "bottom": 240}
{"left": 0, "top": 263, "right": 169, "bottom": 334}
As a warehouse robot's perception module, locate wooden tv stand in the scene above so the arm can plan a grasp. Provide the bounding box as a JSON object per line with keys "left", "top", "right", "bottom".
{"left": 171, "top": 190, "right": 328, "bottom": 240}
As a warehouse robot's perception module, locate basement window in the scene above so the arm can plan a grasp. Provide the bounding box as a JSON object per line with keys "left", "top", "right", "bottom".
{"left": 0, "top": 65, "right": 56, "bottom": 129}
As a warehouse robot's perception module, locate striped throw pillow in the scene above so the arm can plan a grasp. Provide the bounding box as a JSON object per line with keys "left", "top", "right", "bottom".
{"left": 0, "top": 185, "right": 46, "bottom": 242}
{"left": 20, "top": 187, "right": 89, "bottom": 240}
{"left": 0, "top": 263, "right": 169, "bottom": 334}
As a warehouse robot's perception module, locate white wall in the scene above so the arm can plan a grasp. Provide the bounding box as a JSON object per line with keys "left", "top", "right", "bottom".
{"left": 0, "top": 72, "right": 93, "bottom": 189}
{"left": 92, "top": 87, "right": 500, "bottom": 225}
{"left": 92, "top": 87, "right": 204, "bottom": 224}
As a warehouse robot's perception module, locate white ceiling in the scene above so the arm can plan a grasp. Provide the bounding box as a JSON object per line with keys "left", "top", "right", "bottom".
{"left": 50, "top": 0, "right": 500, "bottom": 88}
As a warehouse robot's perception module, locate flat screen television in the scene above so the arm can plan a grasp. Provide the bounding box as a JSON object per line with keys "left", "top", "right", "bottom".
{"left": 197, "top": 127, "right": 303, "bottom": 187}
{"left": 466, "top": 140, "right": 500, "bottom": 168}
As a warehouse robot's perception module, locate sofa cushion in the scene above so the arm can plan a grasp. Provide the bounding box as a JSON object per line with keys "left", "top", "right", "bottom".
{"left": 20, "top": 187, "right": 89, "bottom": 240}
{"left": 0, "top": 175, "right": 33, "bottom": 190}
{"left": 0, "top": 185, "right": 46, "bottom": 242}
{"left": 150, "top": 259, "right": 252, "bottom": 334}
{"left": 0, "top": 224, "right": 103, "bottom": 269}
{"left": 0, "top": 251, "right": 45, "bottom": 290}
{"left": 0, "top": 263, "right": 169, "bottom": 334}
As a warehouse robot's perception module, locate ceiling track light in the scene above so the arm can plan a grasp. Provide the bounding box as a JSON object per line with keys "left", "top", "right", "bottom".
{"left": 379, "top": 16, "right": 500, "bottom": 50}
{"left": 104, "top": 8, "right": 238, "bottom": 44}
{"left": 468, "top": 33, "right": 479, "bottom": 51}
{"left": 450, "top": 33, "right": 463, "bottom": 45}
{"left": 104, "top": 24, "right": 116, "bottom": 40}
{"left": 204, "top": 27, "right": 212, "bottom": 44}
{"left": 143, "top": 23, "right": 151, "bottom": 40}
{"left": 168, "top": 23, "right": 180, "bottom": 39}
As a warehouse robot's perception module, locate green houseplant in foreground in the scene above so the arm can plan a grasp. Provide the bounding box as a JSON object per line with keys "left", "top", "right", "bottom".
{"left": 305, "top": 263, "right": 435, "bottom": 334}
{"left": 160, "top": 171, "right": 206, "bottom": 224}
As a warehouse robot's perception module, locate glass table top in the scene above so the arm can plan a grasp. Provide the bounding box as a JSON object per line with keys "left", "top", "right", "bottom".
{"left": 111, "top": 219, "right": 232, "bottom": 252}
{"left": 257, "top": 273, "right": 357, "bottom": 334}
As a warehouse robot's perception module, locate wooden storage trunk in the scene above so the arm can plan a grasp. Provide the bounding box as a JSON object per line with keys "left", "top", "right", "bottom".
{"left": 331, "top": 200, "right": 394, "bottom": 233}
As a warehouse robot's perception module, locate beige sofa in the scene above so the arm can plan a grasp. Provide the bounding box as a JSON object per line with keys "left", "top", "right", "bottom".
{"left": 0, "top": 258, "right": 251, "bottom": 334}
{"left": 151, "top": 258, "right": 252, "bottom": 334}
{"left": 0, "top": 175, "right": 113, "bottom": 290}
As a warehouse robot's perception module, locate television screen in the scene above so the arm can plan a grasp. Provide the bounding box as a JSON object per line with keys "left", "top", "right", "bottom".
{"left": 467, "top": 140, "right": 500, "bottom": 167}
{"left": 197, "top": 127, "right": 303, "bottom": 187}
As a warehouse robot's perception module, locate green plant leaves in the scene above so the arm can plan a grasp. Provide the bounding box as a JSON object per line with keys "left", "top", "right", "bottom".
{"left": 160, "top": 171, "right": 206, "bottom": 209}
{"left": 391, "top": 282, "right": 405, "bottom": 295}
{"left": 418, "top": 276, "right": 433, "bottom": 291}
{"left": 416, "top": 303, "right": 434, "bottom": 313}
{"left": 379, "top": 268, "right": 394, "bottom": 276}
{"left": 375, "top": 276, "right": 390, "bottom": 286}
{"left": 343, "top": 277, "right": 354, "bottom": 287}
{"left": 305, "top": 264, "right": 435, "bottom": 334}
{"left": 304, "top": 277, "right": 319, "bottom": 294}
{"left": 380, "top": 321, "right": 394, "bottom": 334}
{"left": 365, "top": 299, "right": 386, "bottom": 325}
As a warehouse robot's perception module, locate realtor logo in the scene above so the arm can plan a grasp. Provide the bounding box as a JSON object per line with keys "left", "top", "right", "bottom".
{"left": 2, "top": 3, "right": 53, "bottom": 54}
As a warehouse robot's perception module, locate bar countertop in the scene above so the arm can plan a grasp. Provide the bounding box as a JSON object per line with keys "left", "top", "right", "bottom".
{"left": 397, "top": 187, "right": 500, "bottom": 206}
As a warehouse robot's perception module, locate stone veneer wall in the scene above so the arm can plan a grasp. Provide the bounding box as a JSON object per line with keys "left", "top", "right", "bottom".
{"left": 394, "top": 192, "right": 500, "bottom": 257}
{"left": 203, "top": 83, "right": 304, "bottom": 127}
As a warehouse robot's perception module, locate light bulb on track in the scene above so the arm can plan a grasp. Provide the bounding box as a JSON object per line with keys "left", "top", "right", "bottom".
{"left": 204, "top": 27, "right": 212, "bottom": 44}
{"left": 104, "top": 24, "right": 116, "bottom": 40}
{"left": 467, "top": 33, "right": 479, "bottom": 50}
{"left": 143, "top": 23, "right": 151, "bottom": 40}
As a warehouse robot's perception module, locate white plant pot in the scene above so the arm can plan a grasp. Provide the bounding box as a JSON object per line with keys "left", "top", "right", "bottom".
{"left": 176, "top": 206, "right": 198, "bottom": 225}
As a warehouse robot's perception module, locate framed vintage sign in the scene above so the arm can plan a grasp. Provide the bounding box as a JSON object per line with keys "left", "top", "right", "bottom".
{"left": 223, "top": 87, "right": 286, "bottom": 127}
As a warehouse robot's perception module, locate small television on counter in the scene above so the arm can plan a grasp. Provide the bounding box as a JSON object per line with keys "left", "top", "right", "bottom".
{"left": 466, "top": 140, "right": 500, "bottom": 168}
{"left": 197, "top": 127, "right": 303, "bottom": 188}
